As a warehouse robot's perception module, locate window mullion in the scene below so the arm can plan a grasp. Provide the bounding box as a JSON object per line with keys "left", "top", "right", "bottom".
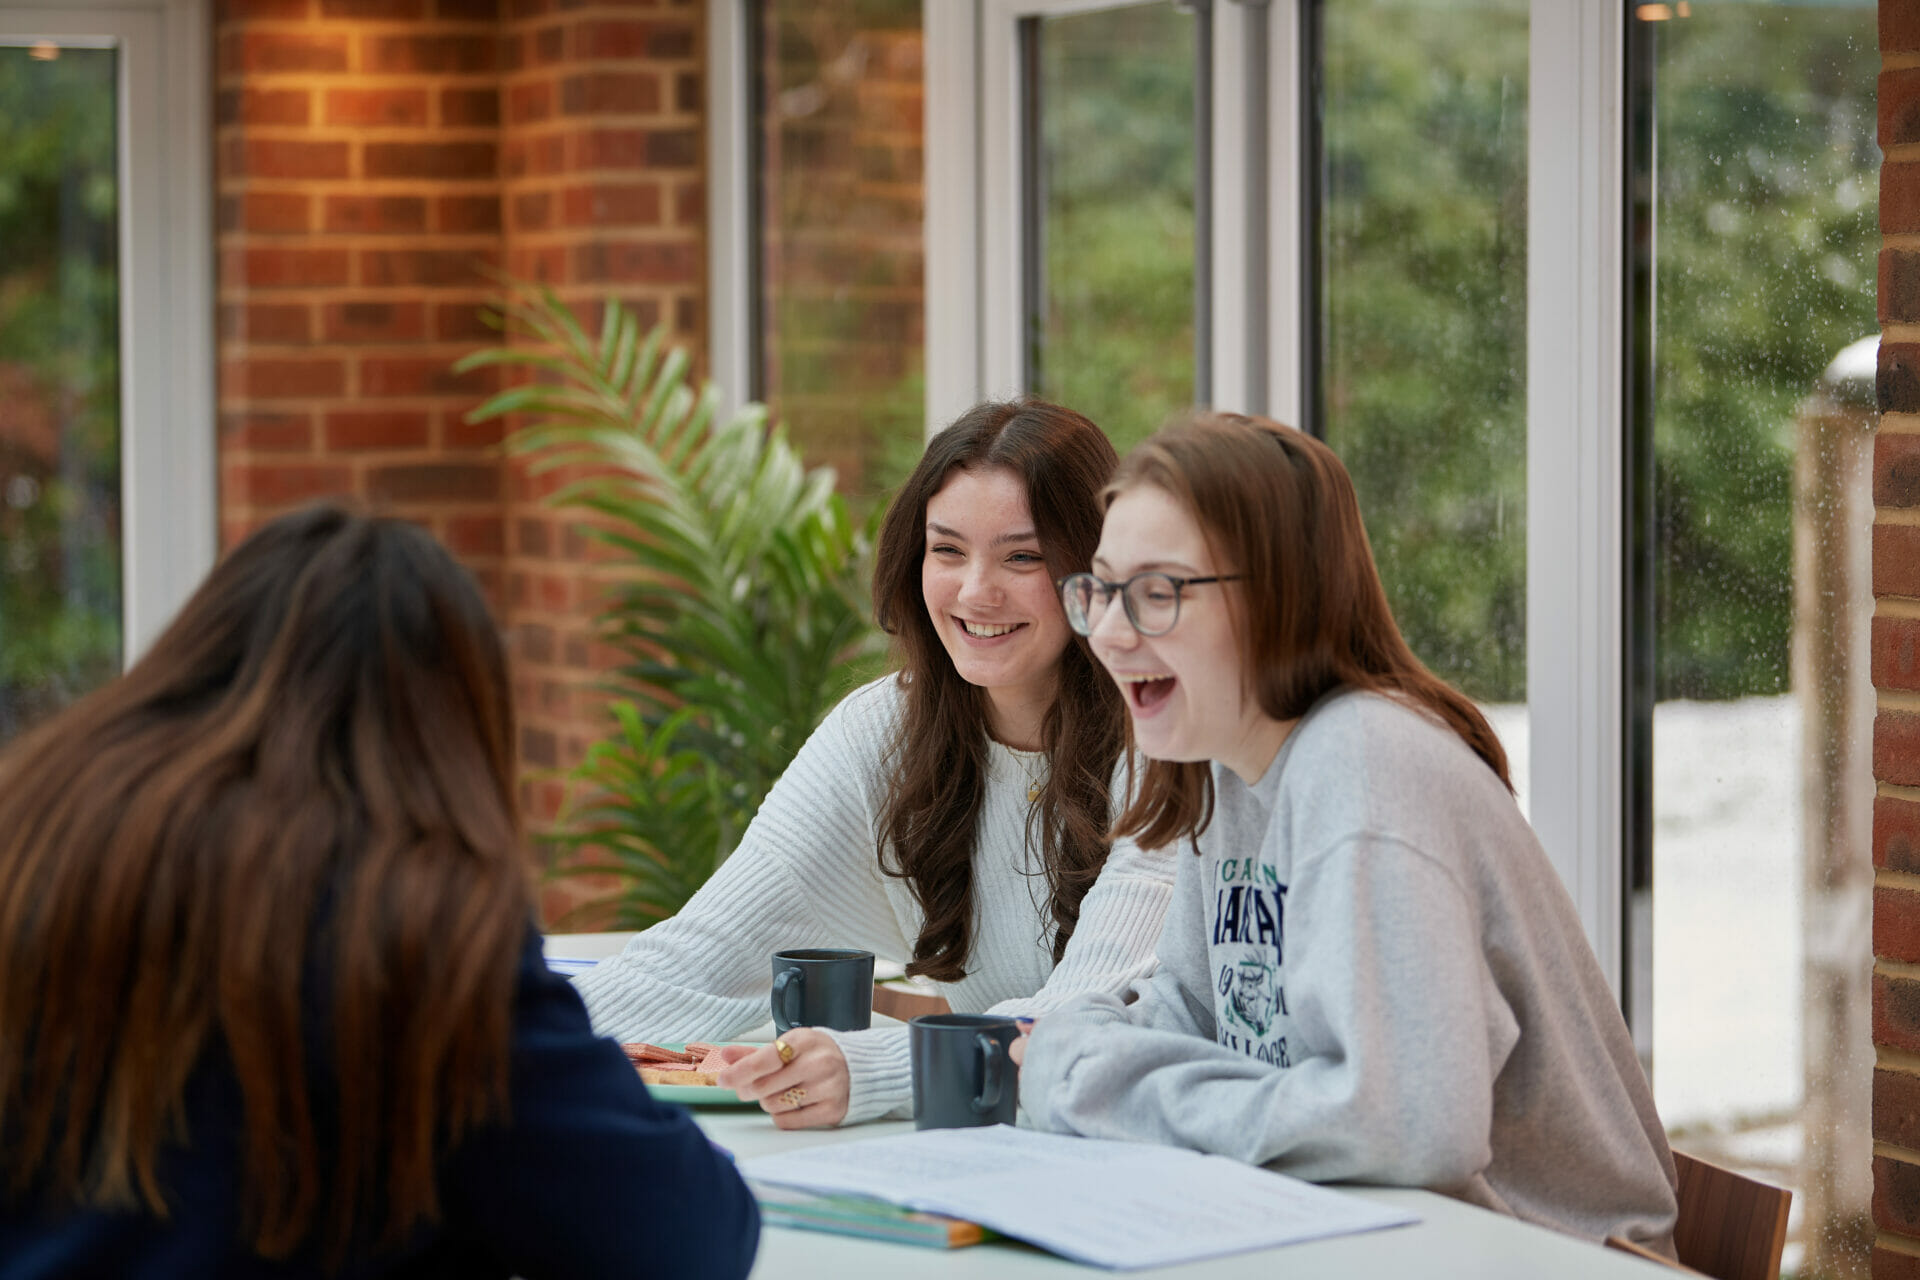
{"left": 1525, "top": 0, "right": 1627, "bottom": 995}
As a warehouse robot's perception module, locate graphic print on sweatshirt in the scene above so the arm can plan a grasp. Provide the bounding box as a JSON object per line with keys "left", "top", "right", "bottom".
{"left": 1210, "top": 855, "right": 1291, "bottom": 1068}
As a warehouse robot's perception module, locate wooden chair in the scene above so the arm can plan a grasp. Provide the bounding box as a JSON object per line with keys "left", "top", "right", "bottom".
{"left": 1603, "top": 1150, "right": 1792, "bottom": 1280}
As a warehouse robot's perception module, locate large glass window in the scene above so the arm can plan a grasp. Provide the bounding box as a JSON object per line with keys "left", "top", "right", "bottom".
{"left": 0, "top": 42, "right": 121, "bottom": 742}
{"left": 931, "top": 35, "right": 1881, "bottom": 1273}
{"left": 1631, "top": 3, "right": 1879, "bottom": 1273}
{"left": 753, "top": 0, "right": 926, "bottom": 501}
{"left": 1314, "top": 0, "right": 1529, "bottom": 796}
{"left": 1024, "top": 1, "right": 1201, "bottom": 454}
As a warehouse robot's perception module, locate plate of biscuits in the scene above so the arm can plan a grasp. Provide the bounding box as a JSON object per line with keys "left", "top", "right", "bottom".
{"left": 623, "top": 1041, "right": 757, "bottom": 1105}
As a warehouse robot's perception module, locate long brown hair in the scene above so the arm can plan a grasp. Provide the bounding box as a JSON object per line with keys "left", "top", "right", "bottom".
{"left": 1110, "top": 412, "right": 1511, "bottom": 851}
{"left": 0, "top": 504, "right": 532, "bottom": 1259}
{"left": 871, "top": 399, "right": 1125, "bottom": 982}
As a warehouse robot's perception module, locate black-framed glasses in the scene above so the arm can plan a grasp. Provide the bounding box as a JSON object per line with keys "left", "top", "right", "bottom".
{"left": 1057, "top": 571, "right": 1247, "bottom": 638}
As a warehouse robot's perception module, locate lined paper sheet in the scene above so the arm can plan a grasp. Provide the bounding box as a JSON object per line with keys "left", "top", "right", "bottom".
{"left": 741, "top": 1125, "right": 1417, "bottom": 1270}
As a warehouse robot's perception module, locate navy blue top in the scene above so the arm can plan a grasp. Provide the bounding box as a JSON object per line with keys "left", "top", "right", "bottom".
{"left": 0, "top": 934, "right": 760, "bottom": 1279}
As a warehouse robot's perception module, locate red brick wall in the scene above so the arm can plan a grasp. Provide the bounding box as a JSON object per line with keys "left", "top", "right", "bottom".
{"left": 498, "top": 0, "right": 704, "bottom": 829}
{"left": 216, "top": 0, "right": 506, "bottom": 576}
{"left": 1873, "top": 3, "right": 1920, "bottom": 1275}
{"left": 213, "top": 0, "right": 706, "bottom": 923}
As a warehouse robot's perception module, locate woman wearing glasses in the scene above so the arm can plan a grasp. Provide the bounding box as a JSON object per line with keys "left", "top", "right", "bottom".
{"left": 575, "top": 399, "right": 1173, "bottom": 1129}
{"left": 1016, "top": 413, "right": 1678, "bottom": 1254}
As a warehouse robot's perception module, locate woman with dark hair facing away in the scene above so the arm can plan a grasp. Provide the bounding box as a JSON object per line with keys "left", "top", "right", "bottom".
{"left": 1013, "top": 413, "right": 1679, "bottom": 1254}
{"left": 0, "top": 505, "right": 758, "bottom": 1279}
{"left": 576, "top": 399, "right": 1172, "bottom": 1128}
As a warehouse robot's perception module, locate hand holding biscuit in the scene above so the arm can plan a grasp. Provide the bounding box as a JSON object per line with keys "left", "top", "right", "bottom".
{"left": 715, "top": 1027, "right": 850, "bottom": 1129}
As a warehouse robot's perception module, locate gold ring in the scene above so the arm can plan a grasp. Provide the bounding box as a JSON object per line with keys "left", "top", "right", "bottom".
{"left": 782, "top": 1086, "right": 807, "bottom": 1107}
{"left": 773, "top": 1038, "right": 796, "bottom": 1065}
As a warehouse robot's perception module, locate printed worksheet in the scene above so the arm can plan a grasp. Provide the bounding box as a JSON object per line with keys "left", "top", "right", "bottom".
{"left": 741, "top": 1125, "right": 1418, "bottom": 1270}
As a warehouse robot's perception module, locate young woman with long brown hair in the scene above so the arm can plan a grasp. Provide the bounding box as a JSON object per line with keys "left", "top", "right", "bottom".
{"left": 0, "top": 505, "right": 757, "bottom": 1278}
{"left": 1012, "top": 413, "right": 1679, "bottom": 1254}
{"left": 575, "top": 399, "right": 1173, "bottom": 1128}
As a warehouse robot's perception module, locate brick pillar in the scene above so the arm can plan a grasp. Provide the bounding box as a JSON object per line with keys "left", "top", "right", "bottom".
{"left": 214, "top": 0, "right": 708, "bottom": 925}
{"left": 215, "top": 0, "right": 507, "bottom": 591}
{"left": 498, "top": 0, "right": 707, "bottom": 923}
{"left": 1872, "top": 4, "right": 1920, "bottom": 1277}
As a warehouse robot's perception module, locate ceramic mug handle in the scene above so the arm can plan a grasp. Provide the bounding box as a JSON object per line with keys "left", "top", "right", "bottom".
{"left": 772, "top": 967, "right": 804, "bottom": 1033}
{"left": 972, "top": 1032, "right": 1005, "bottom": 1113}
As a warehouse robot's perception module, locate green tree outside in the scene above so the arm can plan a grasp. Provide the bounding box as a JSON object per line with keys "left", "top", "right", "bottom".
{"left": 1319, "top": 0, "right": 1877, "bottom": 704}
{"left": 1321, "top": 0, "right": 1531, "bottom": 704}
{"left": 0, "top": 46, "right": 122, "bottom": 742}
{"left": 1034, "top": 2, "right": 1198, "bottom": 456}
{"left": 1648, "top": 6, "right": 1877, "bottom": 699}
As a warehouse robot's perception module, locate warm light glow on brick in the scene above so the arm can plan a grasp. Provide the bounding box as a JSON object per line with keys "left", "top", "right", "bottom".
{"left": 212, "top": 3, "right": 712, "bottom": 929}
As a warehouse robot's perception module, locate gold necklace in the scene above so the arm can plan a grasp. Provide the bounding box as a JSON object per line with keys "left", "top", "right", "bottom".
{"left": 1010, "top": 748, "right": 1047, "bottom": 804}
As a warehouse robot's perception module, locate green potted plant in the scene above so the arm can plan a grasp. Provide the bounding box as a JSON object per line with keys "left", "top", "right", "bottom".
{"left": 459, "top": 286, "right": 883, "bottom": 928}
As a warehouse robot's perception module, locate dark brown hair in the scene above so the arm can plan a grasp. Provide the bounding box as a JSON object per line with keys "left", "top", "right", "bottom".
{"left": 0, "top": 504, "right": 532, "bottom": 1259}
{"left": 1109, "top": 412, "right": 1511, "bottom": 851}
{"left": 870, "top": 399, "right": 1125, "bottom": 982}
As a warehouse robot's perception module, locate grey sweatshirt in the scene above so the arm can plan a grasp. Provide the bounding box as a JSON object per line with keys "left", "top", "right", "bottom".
{"left": 1019, "top": 690, "right": 1679, "bottom": 1254}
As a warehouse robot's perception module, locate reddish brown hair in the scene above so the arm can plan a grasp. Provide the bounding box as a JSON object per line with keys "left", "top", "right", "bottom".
{"left": 1109, "top": 412, "right": 1511, "bottom": 851}
{"left": 871, "top": 399, "right": 1125, "bottom": 982}
{"left": 0, "top": 504, "right": 532, "bottom": 1259}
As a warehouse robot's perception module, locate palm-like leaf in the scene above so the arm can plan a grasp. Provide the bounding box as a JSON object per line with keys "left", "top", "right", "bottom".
{"left": 461, "top": 284, "right": 884, "bottom": 926}
{"left": 541, "top": 706, "right": 726, "bottom": 931}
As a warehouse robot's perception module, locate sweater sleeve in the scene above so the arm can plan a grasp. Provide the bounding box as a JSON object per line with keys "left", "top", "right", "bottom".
{"left": 1021, "top": 836, "right": 1519, "bottom": 1190}
{"left": 571, "top": 682, "right": 914, "bottom": 1044}
{"left": 439, "top": 935, "right": 760, "bottom": 1280}
{"left": 988, "top": 834, "right": 1176, "bottom": 1016}
{"left": 828, "top": 834, "right": 1178, "bottom": 1125}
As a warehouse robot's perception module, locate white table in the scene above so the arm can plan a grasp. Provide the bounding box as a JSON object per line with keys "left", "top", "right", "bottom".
{"left": 694, "top": 1109, "right": 1671, "bottom": 1279}
{"left": 549, "top": 933, "right": 1670, "bottom": 1276}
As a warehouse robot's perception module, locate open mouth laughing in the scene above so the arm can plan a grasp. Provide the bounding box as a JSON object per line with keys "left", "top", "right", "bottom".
{"left": 1113, "top": 670, "right": 1177, "bottom": 712}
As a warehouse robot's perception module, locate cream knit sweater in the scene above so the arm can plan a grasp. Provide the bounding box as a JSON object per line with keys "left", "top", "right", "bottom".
{"left": 572, "top": 675, "right": 1176, "bottom": 1124}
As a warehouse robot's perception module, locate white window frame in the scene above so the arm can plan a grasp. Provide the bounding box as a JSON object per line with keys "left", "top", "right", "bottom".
{"left": 926, "top": 0, "right": 1302, "bottom": 431}
{"left": 708, "top": 0, "right": 1629, "bottom": 989}
{"left": 927, "top": 0, "right": 1628, "bottom": 990}
{"left": 1526, "top": 0, "right": 1626, "bottom": 989}
{"left": 0, "top": 0, "right": 216, "bottom": 664}
{"left": 706, "top": 0, "right": 752, "bottom": 421}
{"left": 707, "top": 0, "right": 1302, "bottom": 433}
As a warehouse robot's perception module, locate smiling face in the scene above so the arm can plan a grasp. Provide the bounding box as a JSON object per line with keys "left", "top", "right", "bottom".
{"left": 921, "top": 465, "right": 1075, "bottom": 749}
{"left": 1089, "top": 484, "right": 1293, "bottom": 783}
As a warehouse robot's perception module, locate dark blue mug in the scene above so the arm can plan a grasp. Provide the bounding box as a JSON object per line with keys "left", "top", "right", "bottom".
{"left": 770, "top": 948, "right": 874, "bottom": 1033}
{"left": 909, "top": 1013, "right": 1020, "bottom": 1129}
